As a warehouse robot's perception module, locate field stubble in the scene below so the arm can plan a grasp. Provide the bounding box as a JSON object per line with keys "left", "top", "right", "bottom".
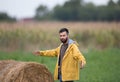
{"left": 0, "top": 21, "right": 119, "bottom": 51}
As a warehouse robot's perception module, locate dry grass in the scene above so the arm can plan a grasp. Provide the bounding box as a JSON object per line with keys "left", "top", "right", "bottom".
{"left": 0, "top": 21, "right": 119, "bottom": 51}
{"left": 0, "top": 21, "right": 119, "bottom": 31}
{"left": 0, "top": 60, "right": 54, "bottom": 82}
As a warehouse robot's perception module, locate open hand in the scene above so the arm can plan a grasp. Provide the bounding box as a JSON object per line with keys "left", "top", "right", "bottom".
{"left": 33, "top": 50, "right": 40, "bottom": 56}
{"left": 80, "top": 61, "right": 85, "bottom": 69}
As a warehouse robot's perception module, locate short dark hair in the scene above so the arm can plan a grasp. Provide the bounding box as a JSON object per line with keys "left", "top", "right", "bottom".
{"left": 59, "top": 28, "right": 69, "bottom": 34}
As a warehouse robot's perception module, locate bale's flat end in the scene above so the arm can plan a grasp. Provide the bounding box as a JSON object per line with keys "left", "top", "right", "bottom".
{"left": 0, "top": 60, "right": 54, "bottom": 82}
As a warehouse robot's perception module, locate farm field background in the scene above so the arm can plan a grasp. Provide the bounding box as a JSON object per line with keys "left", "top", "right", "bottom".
{"left": 0, "top": 21, "right": 120, "bottom": 82}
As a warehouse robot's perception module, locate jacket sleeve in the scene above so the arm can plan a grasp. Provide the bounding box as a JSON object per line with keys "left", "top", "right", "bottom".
{"left": 39, "top": 47, "right": 59, "bottom": 57}
{"left": 72, "top": 44, "right": 86, "bottom": 65}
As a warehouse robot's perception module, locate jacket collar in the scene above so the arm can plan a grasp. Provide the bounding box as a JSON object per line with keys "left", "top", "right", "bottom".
{"left": 68, "top": 39, "right": 74, "bottom": 45}
{"left": 61, "top": 39, "right": 74, "bottom": 46}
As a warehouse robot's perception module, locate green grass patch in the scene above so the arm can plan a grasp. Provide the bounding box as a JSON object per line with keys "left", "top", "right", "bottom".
{"left": 80, "top": 48, "right": 120, "bottom": 82}
{"left": 0, "top": 48, "right": 120, "bottom": 82}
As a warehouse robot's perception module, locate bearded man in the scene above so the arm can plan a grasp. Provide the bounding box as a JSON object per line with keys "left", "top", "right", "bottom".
{"left": 33, "top": 28, "right": 86, "bottom": 82}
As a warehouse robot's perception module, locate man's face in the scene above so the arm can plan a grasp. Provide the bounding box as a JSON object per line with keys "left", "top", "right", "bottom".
{"left": 59, "top": 31, "right": 68, "bottom": 43}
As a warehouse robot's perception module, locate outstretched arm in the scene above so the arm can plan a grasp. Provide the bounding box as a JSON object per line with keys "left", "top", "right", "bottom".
{"left": 33, "top": 47, "right": 59, "bottom": 57}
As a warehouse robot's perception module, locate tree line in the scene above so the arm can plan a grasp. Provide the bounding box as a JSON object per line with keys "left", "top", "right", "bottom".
{"left": 0, "top": 12, "right": 16, "bottom": 22}
{"left": 35, "top": 0, "right": 120, "bottom": 21}
{"left": 0, "top": 0, "right": 120, "bottom": 22}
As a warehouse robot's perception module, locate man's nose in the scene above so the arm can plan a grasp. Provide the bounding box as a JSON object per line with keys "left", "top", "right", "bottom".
{"left": 61, "top": 36, "right": 65, "bottom": 38}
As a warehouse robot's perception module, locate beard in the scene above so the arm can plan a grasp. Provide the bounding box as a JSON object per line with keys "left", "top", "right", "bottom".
{"left": 60, "top": 37, "right": 68, "bottom": 43}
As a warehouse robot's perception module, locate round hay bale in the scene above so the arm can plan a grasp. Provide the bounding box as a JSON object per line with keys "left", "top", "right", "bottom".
{"left": 0, "top": 60, "right": 54, "bottom": 82}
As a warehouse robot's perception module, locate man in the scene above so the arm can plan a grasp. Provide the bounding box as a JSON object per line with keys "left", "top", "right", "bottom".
{"left": 33, "top": 28, "right": 86, "bottom": 82}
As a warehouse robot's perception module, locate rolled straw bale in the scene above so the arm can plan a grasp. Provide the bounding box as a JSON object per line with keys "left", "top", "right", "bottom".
{"left": 0, "top": 60, "right": 54, "bottom": 82}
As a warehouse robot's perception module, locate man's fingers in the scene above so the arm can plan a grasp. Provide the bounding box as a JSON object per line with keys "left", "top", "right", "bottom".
{"left": 33, "top": 51, "right": 40, "bottom": 56}
{"left": 80, "top": 61, "right": 85, "bottom": 69}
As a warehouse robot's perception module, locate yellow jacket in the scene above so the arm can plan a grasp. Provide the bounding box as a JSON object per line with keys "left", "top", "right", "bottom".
{"left": 39, "top": 39, "right": 86, "bottom": 81}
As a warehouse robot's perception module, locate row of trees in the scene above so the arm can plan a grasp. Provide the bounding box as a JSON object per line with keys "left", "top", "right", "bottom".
{"left": 0, "top": 12, "right": 16, "bottom": 22}
{"left": 0, "top": 0, "right": 120, "bottom": 21}
{"left": 35, "top": 0, "right": 120, "bottom": 21}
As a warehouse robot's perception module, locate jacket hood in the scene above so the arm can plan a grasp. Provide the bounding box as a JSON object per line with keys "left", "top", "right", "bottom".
{"left": 68, "top": 39, "right": 79, "bottom": 46}
{"left": 68, "top": 39, "right": 74, "bottom": 45}
{"left": 61, "top": 39, "right": 79, "bottom": 46}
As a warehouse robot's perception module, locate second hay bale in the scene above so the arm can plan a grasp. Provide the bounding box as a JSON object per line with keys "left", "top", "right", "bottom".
{"left": 0, "top": 60, "right": 54, "bottom": 82}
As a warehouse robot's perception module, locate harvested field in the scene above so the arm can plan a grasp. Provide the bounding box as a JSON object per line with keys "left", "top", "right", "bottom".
{"left": 0, "top": 60, "right": 54, "bottom": 82}
{"left": 0, "top": 21, "right": 120, "bottom": 51}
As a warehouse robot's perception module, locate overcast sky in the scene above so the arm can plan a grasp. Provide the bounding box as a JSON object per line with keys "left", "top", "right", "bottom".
{"left": 0, "top": 0, "right": 118, "bottom": 19}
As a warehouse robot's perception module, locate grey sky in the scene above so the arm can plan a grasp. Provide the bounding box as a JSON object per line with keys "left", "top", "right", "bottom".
{"left": 0, "top": 0, "right": 118, "bottom": 19}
